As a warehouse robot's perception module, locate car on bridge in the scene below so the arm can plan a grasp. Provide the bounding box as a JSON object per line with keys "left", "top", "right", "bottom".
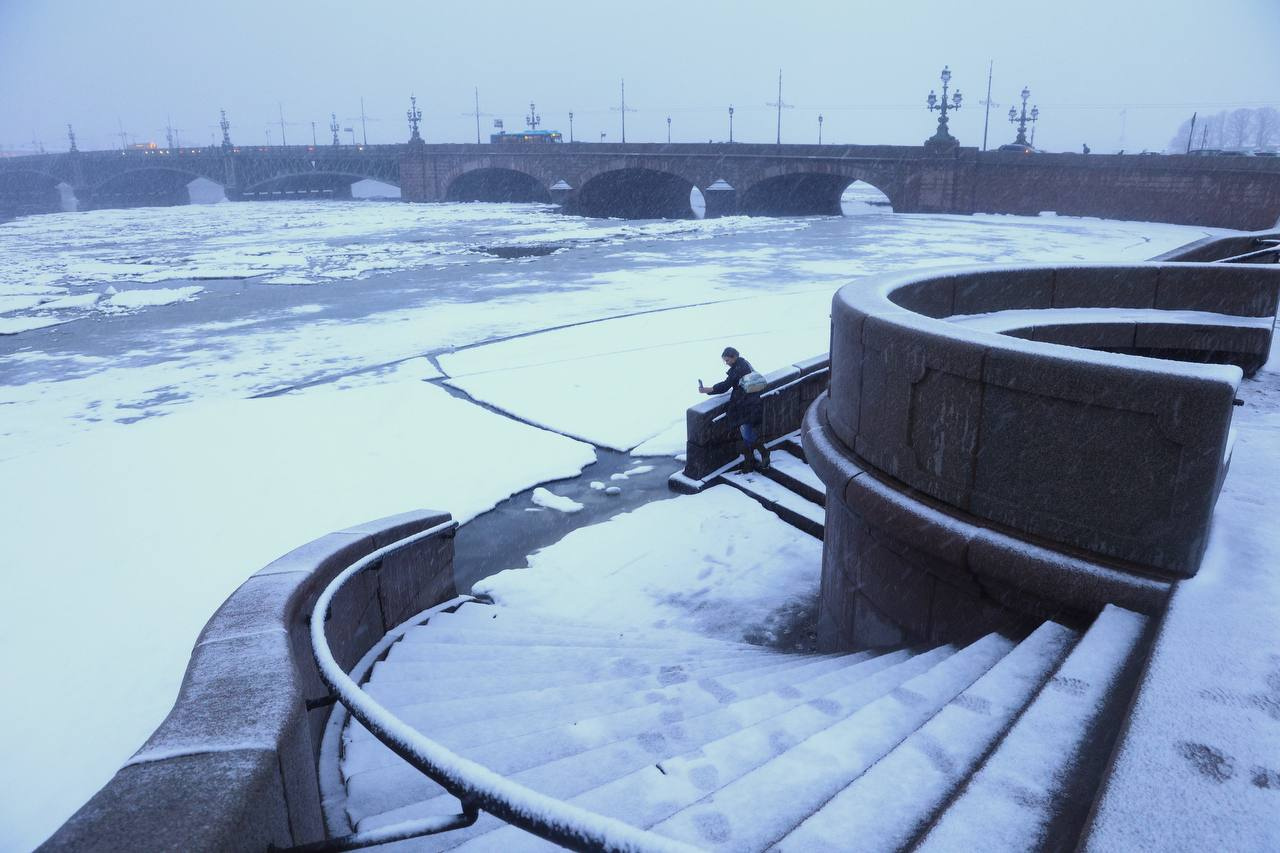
{"left": 996, "top": 143, "right": 1040, "bottom": 154}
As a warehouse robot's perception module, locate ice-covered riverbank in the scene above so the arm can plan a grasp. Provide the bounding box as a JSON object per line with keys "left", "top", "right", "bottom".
{"left": 0, "top": 201, "right": 1223, "bottom": 850}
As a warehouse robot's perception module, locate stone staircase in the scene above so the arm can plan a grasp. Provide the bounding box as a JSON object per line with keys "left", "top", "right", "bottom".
{"left": 333, "top": 600, "right": 1150, "bottom": 851}
{"left": 716, "top": 434, "right": 826, "bottom": 539}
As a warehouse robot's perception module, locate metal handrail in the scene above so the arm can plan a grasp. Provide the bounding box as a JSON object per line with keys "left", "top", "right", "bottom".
{"left": 306, "top": 521, "right": 700, "bottom": 853}
{"left": 1219, "top": 239, "right": 1280, "bottom": 264}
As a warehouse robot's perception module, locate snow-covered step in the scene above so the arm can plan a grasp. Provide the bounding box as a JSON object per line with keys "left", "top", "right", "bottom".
{"left": 441, "top": 645, "right": 960, "bottom": 852}
{"left": 913, "top": 606, "right": 1149, "bottom": 853}
{"left": 647, "top": 633, "right": 1016, "bottom": 851}
{"left": 345, "top": 650, "right": 897, "bottom": 788}
{"left": 346, "top": 650, "right": 900, "bottom": 826}
{"left": 422, "top": 604, "right": 758, "bottom": 648}
{"left": 343, "top": 647, "right": 827, "bottom": 752}
{"left": 763, "top": 448, "right": 827, "bottom": 506}
{"left": 358, "top": 652, "right": 812, "bottom": 724}
{"left": 396, "top": 623, "right": 750, "bottom": 652}
{"left": 720, "top": 469, "right": 825, "bottom": 538}
{"left": 346, "top": 648, "right": 880, "bottom": 776}
{"left": 366, "top": 646, "right": 779, "bottom": 684}
{"left": 776, "top": 621, "right": 1078, "bottom": 852}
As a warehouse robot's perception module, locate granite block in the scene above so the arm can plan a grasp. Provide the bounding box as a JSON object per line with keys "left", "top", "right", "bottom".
{"left": 1154, "top": 264, "right": 1280, "bottom": 316}
{"left": 41, "top": 750, "right": 292, "bottom": 852}
{"left": 1052, "top": 266, "right": 1157, "bottom": 309}
{"left": 1033, "top": 322, "right": 1138, "bottom": 350}
{"left": 953, "top": 267, "right": 1054, "bottom": 315}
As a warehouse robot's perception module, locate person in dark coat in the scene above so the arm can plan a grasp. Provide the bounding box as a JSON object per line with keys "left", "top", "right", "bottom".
{"left": 698, "top": 346, "right": 770, "bottom": 471}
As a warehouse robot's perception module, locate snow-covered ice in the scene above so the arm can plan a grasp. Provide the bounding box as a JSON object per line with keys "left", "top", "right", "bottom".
{"left": 530, "top": 487, "right": 584, "bottom": 513}
{"left": 0, "top": 379, "right": 592, "bottom": 851}
{"left": 100, "top": 285, "right": 203, "bottom": 311}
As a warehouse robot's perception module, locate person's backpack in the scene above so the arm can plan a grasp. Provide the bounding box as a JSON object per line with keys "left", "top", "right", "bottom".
{"left": 740, "top": 371, "right": 768, "bottom": 393}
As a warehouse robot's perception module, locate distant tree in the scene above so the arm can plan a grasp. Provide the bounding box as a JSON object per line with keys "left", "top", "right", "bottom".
{"left": 1225, "top": 108, "right": 1256, "bottom": 149}
{"left": 1170, "top": 107, "right": 1280, "bottom": 153}
{"left": 1255, "top": 107, "right": 1280, "bottom": 150}
{"left": 1167, "top": 116, "right": 1195, "bottom": 153}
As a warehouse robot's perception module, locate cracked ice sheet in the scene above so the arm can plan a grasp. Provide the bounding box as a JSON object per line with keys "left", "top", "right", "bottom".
{"left": 0, "top": 201, "right": 793, "bottom": 333}
{"left": 0, "top": 378, "right": 593, "bottom": 852}
{"left": 474, "top": 484, "right": 821, "bottom": 643}
{"left": 440, "top": 290, "right": 833, "bottom": 451}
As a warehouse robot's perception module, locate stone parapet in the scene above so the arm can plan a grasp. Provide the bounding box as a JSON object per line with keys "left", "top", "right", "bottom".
{"left": 804, "top": 396, "right": 1171, "bottom": 651}
{"left": 41, "top": 509, "right": 457, "bottom": 852}
{"left": 826, "top": 262, "right": 1279, "bottom": 578}
{"left": 674, "top": 354, "right": 829, "bottom": 486}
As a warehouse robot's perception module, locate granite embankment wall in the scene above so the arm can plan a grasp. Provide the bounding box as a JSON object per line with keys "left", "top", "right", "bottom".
{"left": 41, "top": 510, "right": 458, "bottom": 851}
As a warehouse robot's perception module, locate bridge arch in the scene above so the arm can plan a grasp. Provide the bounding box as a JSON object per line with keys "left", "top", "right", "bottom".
{"left": 241, "top": 171, "right": 399, "bottom": 200}
{"left": 575, "top": 167, "right": 696, "bottom": 219}
{"left": 0, "top": 168, "right": 69, "bottom": 215}
{"left": 87, "top": 166, "right": 221, "bottom": 209}
{"left": 738, "top": 165, "right": 900, "bottom": 216}
{"left": 445, "top": 167, "right": 551, "bottom": 203}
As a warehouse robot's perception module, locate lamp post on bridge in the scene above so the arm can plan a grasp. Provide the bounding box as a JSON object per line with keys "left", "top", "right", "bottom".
{"left": 568, "top": 111, "right": 574, "bottom": 142}
{"left": 526, "top": 103, "right": 541, "bottom": 131}
{"left": 407, "top": 95, "right": 423, "bottom": 144}
{"left": 728, "top": 105, "right": 734, "bottom": 143}
{"left": 818, "top": 113, "right": 824, "bottom": 145}
{"left": 924, "top": 65, "right": 962, "bottom": 153}
{"left": 67, "top": 124, "right": 78, "bottom": 153}
{"left": 219, "top": 110, "right": 232, "bottom": 148}
{"left": 767, "top": 69, "right": 793, "bottom": 145}
{"left": 667, "top": 115, "right": 671, "bottom": 143}
{"left": 611, "top": 79, "right": 636, "bottom": 143}
{"left": 1008, "top": 86, "right": 1039, "bottom": 147}
{"left": 331, "top": 113, "right": 341, "bottom": 146}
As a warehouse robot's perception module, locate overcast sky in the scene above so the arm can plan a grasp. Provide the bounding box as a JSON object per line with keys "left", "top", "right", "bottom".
{"left": 1, "top": 0, "right": 1277, "bottom": 155}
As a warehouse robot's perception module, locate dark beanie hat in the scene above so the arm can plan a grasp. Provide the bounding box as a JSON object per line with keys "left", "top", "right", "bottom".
{"left": 722, "top": 346, "right": 739, "bottom": 358}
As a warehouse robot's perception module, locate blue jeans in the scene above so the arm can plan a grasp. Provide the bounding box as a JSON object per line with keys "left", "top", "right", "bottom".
{"left": 739, "top": 423, "right": 759, "bottom": 445}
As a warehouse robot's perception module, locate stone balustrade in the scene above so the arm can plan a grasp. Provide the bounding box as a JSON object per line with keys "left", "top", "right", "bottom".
{"left": 808, "top": 261, "right": 1279, "bottom": 650}
{"left": 672, "top": 354, "right": 829, "bottom": 489}
{"left": 42, "top": 510, "right": 458, "bottom": 852}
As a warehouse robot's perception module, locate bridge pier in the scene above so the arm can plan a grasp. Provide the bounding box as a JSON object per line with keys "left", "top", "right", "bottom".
{"left": 76, "top": 185, "right": 191, "bottom": 211}
{"left": 702, "top": 179, "right": 737, "bottom": 218}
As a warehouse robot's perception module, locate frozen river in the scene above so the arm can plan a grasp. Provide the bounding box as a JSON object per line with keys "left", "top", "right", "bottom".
{"left": 0, "top": 200, "right": 1222, "bottom": 849}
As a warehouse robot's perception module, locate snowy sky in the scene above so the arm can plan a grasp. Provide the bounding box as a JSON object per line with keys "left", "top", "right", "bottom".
{"left": 1, "top": 0, "right": 1277, "bottom": 155}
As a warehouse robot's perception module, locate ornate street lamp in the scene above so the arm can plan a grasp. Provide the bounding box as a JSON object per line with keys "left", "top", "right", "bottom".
{"left": 219, "top": 110, "right": 232, "bottom": 148}
{"left": 330, "top": 113, "right": 340, "bottom": 146}
{"left": 728, "top": 105, "right": 735, "bottom": 143}
{"left": 924, "top": 65, "right": 963, "bottom": 153}
{"left": 67, "top": 123, "right": 78, "bottom": 153}
{"left": 667, "top": 115, "right": 672, "bottom": 143}
{"left": 526, "top": 103, "right": 541, "bottom": 131}
{"left": 568, "top": 111, "right": 574, "bottom": 142}
{"left": 1008, "top": 86, "right": 1039, "bottom": 147}
{"left": 818, "top": 113, "right": 824, "bottom": 145}
{"left": 407, "top": 95, "right": 423, "bottom": 144}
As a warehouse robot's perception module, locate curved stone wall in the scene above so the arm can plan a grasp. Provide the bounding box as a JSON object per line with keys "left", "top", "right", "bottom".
{"left": 41, "top": 509, "right": 458, "bottom": 852}
{"left": 807, "top": 261, "right": 1279, "bottom": 650}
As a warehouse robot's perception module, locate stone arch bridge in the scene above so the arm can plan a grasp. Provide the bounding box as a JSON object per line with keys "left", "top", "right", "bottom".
{"left": 2, "top": 142, "right": 1279, "bottom": 230}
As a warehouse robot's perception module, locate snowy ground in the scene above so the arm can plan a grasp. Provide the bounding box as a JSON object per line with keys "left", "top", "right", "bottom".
{"left": 1085, "top": 341, "right": 1280, "bottom": 851}
{"left": 476, "top": 486, "right": 823, "bottom": 646}
{"left": 0, "top": 200, "right": 1220, "bottom": 851}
